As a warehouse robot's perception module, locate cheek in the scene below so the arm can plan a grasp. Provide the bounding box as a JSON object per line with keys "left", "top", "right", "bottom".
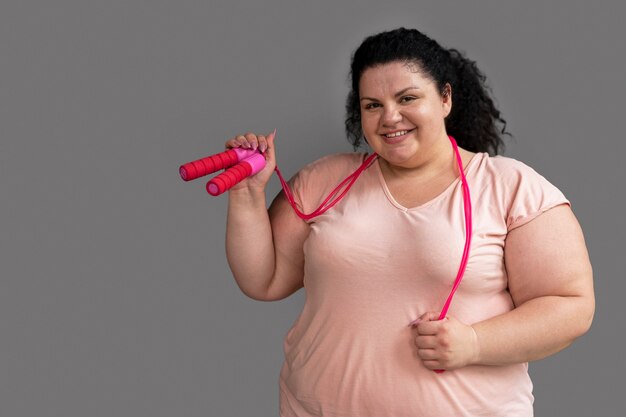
{"left": 413, "top": 104, "right": 445, "bottom": 126}
{"left": 416, "top": 102, "right": 437, "bottom": 117}
{"left": 361, "top": 112, "right": 379, "bottom": 131}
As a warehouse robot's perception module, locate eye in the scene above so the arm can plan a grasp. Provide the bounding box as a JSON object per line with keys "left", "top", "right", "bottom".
{"left": 400, "top": 96, "right": 417, "bottom": 103}
{"left": 364, "top": 102, "right": 381, "bottom": 110}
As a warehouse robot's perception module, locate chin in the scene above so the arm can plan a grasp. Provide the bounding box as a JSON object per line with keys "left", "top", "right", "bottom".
{"left": 378, "top": 142, "right": 420, "bottom": 165}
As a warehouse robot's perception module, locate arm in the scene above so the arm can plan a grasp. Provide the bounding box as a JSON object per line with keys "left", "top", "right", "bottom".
{"left": 472, "top": 204, "right": 594, "bottom": 365}
{"left": 414, "top": 204, "right": 595, "bottom": 369}
{"left": 225, "top": 132, "right": 310, "bottom": 301}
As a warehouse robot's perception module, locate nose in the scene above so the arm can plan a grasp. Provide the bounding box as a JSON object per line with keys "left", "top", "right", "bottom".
{"left": 381, "top": 104, "right": 402, "bottom": 126}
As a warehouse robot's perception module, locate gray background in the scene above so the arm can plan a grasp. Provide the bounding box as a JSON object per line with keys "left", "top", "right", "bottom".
{"left": 1, "top": 0, "right": 624, "bottom": 416}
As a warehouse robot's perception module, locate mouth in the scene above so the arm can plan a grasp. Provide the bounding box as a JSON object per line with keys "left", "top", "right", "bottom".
{"left": 381, "top": 129, "right": 414, "bottom": 144}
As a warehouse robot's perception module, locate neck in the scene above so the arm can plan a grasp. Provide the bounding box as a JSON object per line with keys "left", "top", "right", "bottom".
{"left": 379, "top": 135, "right": 457, "bottom": 183}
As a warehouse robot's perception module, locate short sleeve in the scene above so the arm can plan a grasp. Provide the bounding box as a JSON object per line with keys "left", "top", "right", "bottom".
{"left": 496, "top": 157, "right": 570, "bottom": 231}
{"left": 287, "top": 153, "right": 366, "bottom": 223}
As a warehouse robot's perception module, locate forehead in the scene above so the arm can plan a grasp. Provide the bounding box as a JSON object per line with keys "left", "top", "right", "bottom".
{"left": 359, "top": 61, "right": 434, "bottom": 95}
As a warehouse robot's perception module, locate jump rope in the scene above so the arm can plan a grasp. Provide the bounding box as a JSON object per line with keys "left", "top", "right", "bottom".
{"left": 180, "top": 135, "right": 472, "bottom": 372}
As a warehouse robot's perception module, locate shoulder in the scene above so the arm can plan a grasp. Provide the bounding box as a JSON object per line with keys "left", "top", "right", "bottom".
{"left": 288, "top": 152, "right": 368, "bottom": 214}
{"left": 474, "top": 154, "right": 570, "bottom": 230}
{"left": 477, "top": 154, "right": 543, "bottom": 180}
{"left": 294, "top": 152, "right": 368, "bottom": 187}
{"left": 473, "top": 153, "right": 562, "bottom": 193}
{"left": 299, "top": 152, "right": 367, "bottom": 174}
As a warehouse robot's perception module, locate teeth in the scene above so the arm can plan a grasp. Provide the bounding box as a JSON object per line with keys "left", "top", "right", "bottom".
{"left": 384, "top": 130, "right": 408, "bottom": 138}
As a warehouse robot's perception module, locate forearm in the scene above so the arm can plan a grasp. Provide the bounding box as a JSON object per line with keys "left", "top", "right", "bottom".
{"left": 225, "top": 187, "right": 276, "bottom": 299}
{"left": 471, "top": 295, "right": 594, "bottom": 366}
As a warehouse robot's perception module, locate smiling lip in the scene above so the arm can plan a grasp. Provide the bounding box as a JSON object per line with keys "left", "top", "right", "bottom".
{"left": 381, "top": 129, "right": 414, "bottom": 144}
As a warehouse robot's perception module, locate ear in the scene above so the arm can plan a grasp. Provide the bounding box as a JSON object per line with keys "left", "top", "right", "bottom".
{"left": 442, "top": 83, "right": 452, "bottom": 118}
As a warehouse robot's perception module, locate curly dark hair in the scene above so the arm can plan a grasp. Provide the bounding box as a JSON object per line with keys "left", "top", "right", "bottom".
{"left": 345, "top": 27, "right": 509, "bottom": 155}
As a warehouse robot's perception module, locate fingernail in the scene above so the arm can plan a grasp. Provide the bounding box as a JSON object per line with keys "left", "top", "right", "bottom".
{"left": 251, "top": 143, "right": 258, "bottom": 150}
{"left": 409, "top": 318, "right": 422, "bottom": 327}
{"left": 260, "top": 144, "right": 267, "bottom": 153}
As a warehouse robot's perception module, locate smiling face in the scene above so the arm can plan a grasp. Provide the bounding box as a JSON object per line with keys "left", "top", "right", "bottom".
{"left": 359, "top": 61, "right": 452, "bottom": 170}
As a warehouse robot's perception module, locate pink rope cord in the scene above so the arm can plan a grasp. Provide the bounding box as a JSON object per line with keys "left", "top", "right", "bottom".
{"left": 438, "top": 137, "right": 472, "bottom": 320}
{"left": 274, "top": 153, "right": 379, "bottom": 221}
{"left": 273, "top": 136, "right": 473, "bottom": 372}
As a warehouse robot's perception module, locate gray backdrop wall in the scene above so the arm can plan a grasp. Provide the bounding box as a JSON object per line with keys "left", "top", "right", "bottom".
{"left": 2, "top": 0, "right": 624, "bottom": 416}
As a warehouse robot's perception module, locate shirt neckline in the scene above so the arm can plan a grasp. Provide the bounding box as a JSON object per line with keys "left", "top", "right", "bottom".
{"left": 374, "top": 152, "right": 485, "bottom": 211}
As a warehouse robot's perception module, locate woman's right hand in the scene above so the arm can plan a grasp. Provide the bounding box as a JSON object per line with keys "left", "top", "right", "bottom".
{"left": 224, "top": 130, "right": 277, "bottom": 192}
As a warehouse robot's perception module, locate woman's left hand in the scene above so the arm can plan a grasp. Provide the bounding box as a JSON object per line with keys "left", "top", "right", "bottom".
{"left": 412, "top": 312, "right": 480, "bottom": 371}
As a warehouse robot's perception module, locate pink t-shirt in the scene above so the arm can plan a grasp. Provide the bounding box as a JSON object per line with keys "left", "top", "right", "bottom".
{"left": 279, "top": 151, "right": 569, "bottom": 417}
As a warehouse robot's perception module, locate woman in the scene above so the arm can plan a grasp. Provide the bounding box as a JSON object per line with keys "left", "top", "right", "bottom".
{"left": 224, "top": 28, "right": 594, "bottom": 416}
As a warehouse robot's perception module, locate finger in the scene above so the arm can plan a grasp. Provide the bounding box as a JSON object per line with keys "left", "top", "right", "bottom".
{"left": 237, "top": 134, "right": 252, "bottom": 149}
{"left": 417, "top": 348, "right": 438, "bottom": 361}
{"left": 265, "top": 130, "right": 276, "bottom": 159}
{"left": 416, "top": 311, "right": 446, "bottom": 334}
{"left": 258, "top": 133, "right": 269, "bottom": 153}
{"left": 252, "top": 135, "right": 264, "bottom": 151}
{"left": 244, "top": 132, "right": 258, "bottom": 150}
{"left": 415, "top": 335, "right": 437, "bottom": 349}
{"left": 420, "top": 311, "right": 442, "bottom": 322}
{"left": 421, "top": 360, "right": 442, "bottom": 370}
{"left": 417, "top": 320, "right": 444, "bottom": 336}
{"left": 225, "top": 137, "right": 242, "bottom": 149}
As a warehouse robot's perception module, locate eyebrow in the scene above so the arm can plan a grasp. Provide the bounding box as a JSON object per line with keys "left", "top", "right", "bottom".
{"left": 360, "top": 86, "right": 420, "bottom": 101}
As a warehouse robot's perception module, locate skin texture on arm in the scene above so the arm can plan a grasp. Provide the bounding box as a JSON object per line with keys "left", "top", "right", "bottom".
{"left": 225, "top": 132, "right": 309, "bottom": 301}
{"left": 414, "top": 204, "right": 595, "bottom": 370}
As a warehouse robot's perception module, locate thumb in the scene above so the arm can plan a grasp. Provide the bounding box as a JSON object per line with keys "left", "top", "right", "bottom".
{"left": 420, "top": 311, "right": 443, "bottom": 322}
{"left": 266, "top": 129, "right": 276, "bottom": 158}
{"left": 268, "top": 128, "right": 276, "bottom": 145}
{"left": 409, "top": 311, "right": 441, "bottom": 327}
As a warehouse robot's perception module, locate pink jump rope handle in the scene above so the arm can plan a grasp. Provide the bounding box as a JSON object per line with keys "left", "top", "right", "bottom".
{"left": 206, "top": 153, "right": 266, "bottom": 196}
{"left": 179, "top": 148, "right": 258, "bottom": 181}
